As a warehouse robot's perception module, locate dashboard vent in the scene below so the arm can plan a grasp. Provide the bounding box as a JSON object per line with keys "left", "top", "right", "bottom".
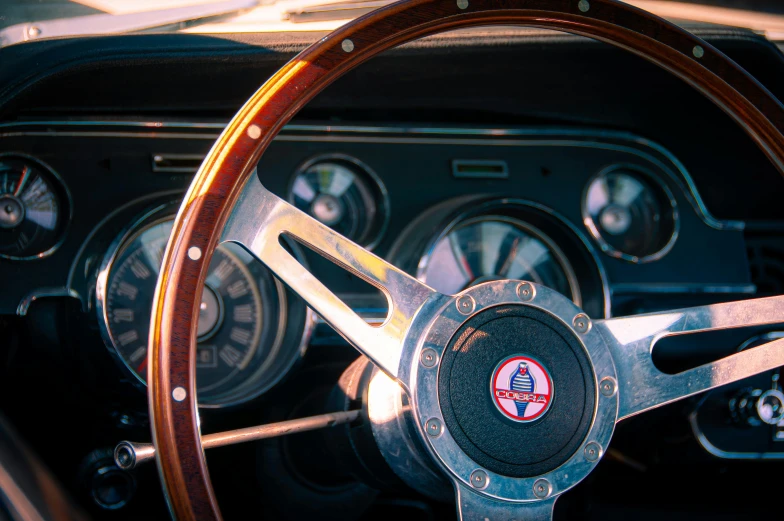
{"left": 151, "top": 154, "right": 204, "bottom": 174}
{"left": 451, "top": 159, "right": 508, "bottom": 179}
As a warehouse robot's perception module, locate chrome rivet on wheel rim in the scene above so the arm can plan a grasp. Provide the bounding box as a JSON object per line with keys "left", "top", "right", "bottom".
{"left": 247, "top": 124, "right": 262, "bottom": 139}
{"left": 456, "top": 295, "right": 476, "bottom": 315}
{"left": 600, "top": 376, "right": 617, "bottom": 397}
{"left": 516, "top": 281, "right": 535, "bottom": 302}
{"left": 573, "top": 313, "right": 591, "bottom": 333}
{"left": 172, "top": 387, "right": 187, "bottom": 402}
{"left": 457, "top": 0, "right": 469, "bottom": 9}
{"left": 469, "top": 469, "right": 489, "bottom": 490}
{"left": 578, "top": 0, "right": 590, "bottom": 12}
{"left": 342, "top": 39, "right": 355, "bottom": 52}
{"left": 420, "top": 347, "right": 438, "bottom": 368}
{"left": 693, "top": 45, "right": 704, "bottom": 58}
{"left": 584, "top": 442, "right": 602, "bottom": 462}
{"left": 533, "top": 478, "right": 552, "bottom": 499}
{"left": 425, "top": 418, "right": 443, "bottom": 437}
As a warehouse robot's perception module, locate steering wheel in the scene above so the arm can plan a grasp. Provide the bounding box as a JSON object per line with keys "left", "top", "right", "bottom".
{"left": 147, "top": 0, "right": 784, "bottom": 519}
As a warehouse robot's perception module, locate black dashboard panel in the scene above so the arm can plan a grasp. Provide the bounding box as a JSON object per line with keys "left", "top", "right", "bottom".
{"left": 0, "top": 121, "right": 752, "bottom": 316}
{"left": 1, "top": 27, "right": 784, "bottom": 224}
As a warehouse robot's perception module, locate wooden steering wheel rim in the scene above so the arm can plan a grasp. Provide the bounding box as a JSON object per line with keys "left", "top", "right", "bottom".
{"left": 149, "top": 0, "right": 784, "bottom": 518}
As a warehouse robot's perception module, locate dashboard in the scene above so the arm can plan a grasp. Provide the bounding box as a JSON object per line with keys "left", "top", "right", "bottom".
{"left": 1, "top": 23, "right": 784, "bottom": 521}
{"left": 1, "top": 120, "right": 753, "bottom": 401}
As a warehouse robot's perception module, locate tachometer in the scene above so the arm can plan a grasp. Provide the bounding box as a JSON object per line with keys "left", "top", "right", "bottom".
{"left": 388, "top": 198, "right": 609, "bottom": 318}
{"left": 97, "top": 210, "right": 312, "bottom": 407}
{"left": 419, "top": 216, "right": 580, "bottom": 303}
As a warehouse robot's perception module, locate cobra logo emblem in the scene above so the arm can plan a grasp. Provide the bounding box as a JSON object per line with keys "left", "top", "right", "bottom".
{"left": 491, "top": 355, "right": 553, "bottom": 423}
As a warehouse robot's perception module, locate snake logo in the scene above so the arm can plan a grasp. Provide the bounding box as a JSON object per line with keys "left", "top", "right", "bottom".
{"left": 491, "top": 355, "right": 553, "bottom": 423}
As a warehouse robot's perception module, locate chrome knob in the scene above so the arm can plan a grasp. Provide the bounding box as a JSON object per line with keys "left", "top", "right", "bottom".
{"left": 730, "top": 388, "right": 784, "bottom": 426}
{"left": 756, "top": 389, "right": 784, "bottom": 425}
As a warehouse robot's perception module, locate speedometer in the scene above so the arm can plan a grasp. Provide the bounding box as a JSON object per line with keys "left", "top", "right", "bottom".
{"left": 96, "top": 208, "right": 313, "bottom": 407}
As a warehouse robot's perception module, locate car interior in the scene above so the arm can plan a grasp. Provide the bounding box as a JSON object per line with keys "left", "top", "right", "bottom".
{"left": 1, "top": 0, "right": 784, "bottom": 520}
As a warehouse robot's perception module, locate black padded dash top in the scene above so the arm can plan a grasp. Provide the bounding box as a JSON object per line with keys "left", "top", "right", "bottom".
{"left": 438, "top": 304, "right": 595, "bottom": 478}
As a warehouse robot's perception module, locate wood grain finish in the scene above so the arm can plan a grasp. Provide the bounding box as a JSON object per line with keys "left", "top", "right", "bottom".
{"left": 148, "top": 0, "right": 784, "bottom": 519}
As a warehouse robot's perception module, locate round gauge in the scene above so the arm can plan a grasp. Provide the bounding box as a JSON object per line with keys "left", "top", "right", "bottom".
{"left": 0, "top": 155, "right": 69, "bottom": 260}
{"left": 583, "top": 166, "right": 678, "bottom": 263}
{"left": 97, "top": 214, "right": 311, "bottom": 407}
{"left": 288, "top": 155, "right": 389, "bottom": 249}
{"left": 418, "top": 216, "right": 580, "bottom": 303}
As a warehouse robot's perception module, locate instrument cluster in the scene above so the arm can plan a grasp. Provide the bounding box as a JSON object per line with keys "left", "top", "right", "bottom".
{"left": 0, "top": 124, "right": 743, "bottom": 414}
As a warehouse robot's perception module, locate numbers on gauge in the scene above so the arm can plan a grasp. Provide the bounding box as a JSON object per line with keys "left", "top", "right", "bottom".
{"left": 103, "top": 219, "right": 264, "bottom": 397}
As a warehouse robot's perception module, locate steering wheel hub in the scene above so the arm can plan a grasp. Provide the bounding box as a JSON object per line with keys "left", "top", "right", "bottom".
{"left": 437, "top": 304, "right": 596, "bottom": 478}
{"left": 411, "top": 280, "right": 618, "bottom": 502}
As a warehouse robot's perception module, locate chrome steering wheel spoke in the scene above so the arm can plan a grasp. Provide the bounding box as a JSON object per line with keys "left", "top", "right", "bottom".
{"left": 595, "top": 296, "right": 784, "bottom": 420}
{"left": 221, "top": 174, "right": 784, "bottom": 517}
{"left": 455, "top": 483, "right": 556, "bottom": 521}
{"left": 222, "top": 175, "right": 447, "bottom": 379}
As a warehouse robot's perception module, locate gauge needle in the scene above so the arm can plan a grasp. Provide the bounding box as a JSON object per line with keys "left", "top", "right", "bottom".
{"left": 448, "top": 233, "right": 474, "bottom": 281}
{"left": 497, "top": 235, "right": 521, "bottom": 277}
{"left": 137, "top": 358, "right": 148, "bottom": 374}
{"left": 13, "top": 166, "right": 31, "bottom": 196}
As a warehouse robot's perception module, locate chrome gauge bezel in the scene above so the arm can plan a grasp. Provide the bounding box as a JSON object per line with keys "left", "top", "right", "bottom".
{"left": 96, "top": 204, "right": 169, "bottom": 390}
{"left": 0, "top": 152, "right": 73, "bottom": 261}
{"left": 95, "top": 203, "right": 316, "bottom": 408}
{"left": 417, "top": 214, "right": 582, "bottom": 308}
{"left": 581, "top": 164, "right": 680, "bottom": 264}
{"left": 407, "top": 198, "right": 611, "bottom": 318}
{"left": 287, "top": 153, "right": 390, "bottom": 250}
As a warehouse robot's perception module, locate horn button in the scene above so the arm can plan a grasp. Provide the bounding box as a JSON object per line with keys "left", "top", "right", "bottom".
{"left": 437, "top": 305, "right": 596, "bottom": 478}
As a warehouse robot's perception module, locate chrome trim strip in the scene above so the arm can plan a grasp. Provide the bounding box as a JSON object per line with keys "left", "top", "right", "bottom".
{"left": 0, "top": 121, "right": 227, "bottom": 129}
{"left": 0, "top": 120, "right": 744, "bottom": 231}
{"left": 16, "top": 287, "right": 79, "bottom": 316}
{"left": 612, "top": 283, "right": 757, "bottom": 295}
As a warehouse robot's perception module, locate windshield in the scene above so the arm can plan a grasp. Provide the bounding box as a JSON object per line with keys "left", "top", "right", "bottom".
{"left": 2, "top": 0, "right": 784, "bottom": 45}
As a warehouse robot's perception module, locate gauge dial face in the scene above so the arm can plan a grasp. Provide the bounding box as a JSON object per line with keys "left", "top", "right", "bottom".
{"left": 420, "top": 217, "right": 579, "bottom": 301}
{"left": 100, "top": 218, "right": 291, "bottom": 406}
{"left": 289, "top": 156, "right": 388, "bottom": 248}
{"left": 0, "top": 157, "right": 67, "bottom": 259}
{"left": 583, "top": 168, "right": 678, "bottom": 262}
